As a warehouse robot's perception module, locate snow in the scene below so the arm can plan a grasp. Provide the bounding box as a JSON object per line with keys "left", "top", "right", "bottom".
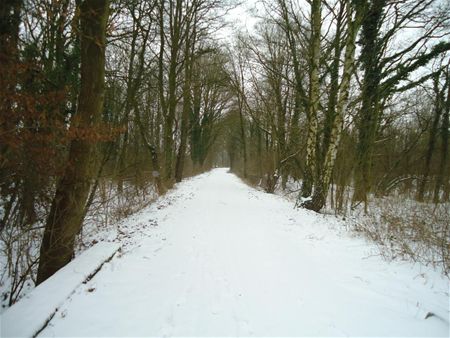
{"left": 3, "top": 168, "right": 449, "bottom": 337}
{"left": 1, "top": 242, "right": 120, "bottom": 338}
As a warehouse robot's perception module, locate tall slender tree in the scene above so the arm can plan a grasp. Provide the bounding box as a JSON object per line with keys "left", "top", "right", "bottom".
{"left": 301, "top": 0, "right": 321, "bottom": 200}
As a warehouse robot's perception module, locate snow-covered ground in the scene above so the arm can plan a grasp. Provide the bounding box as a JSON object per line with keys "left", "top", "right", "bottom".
{"left": 2, "top": 168, "right": 449, "bottom": 337}
{"left": 2, "top": 242, "right": 120, "bottom": 337}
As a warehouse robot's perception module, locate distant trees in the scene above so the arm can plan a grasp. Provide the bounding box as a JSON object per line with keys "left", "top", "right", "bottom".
{"left": 417, "top": 65, "right": 450, "bottom": 203}
{"left": 224, "top": 0, "right": 450, "bottom": 211}
{"left": 353, "top": 0, "right": 450, "bottom": 207}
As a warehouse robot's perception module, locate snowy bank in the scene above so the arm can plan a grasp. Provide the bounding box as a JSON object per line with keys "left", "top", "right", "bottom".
{"left": 1, "top": 242, "right": 120, "bottom": 338}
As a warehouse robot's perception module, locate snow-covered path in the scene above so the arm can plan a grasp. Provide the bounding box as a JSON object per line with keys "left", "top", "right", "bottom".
{"left": 34, "top": 169, "right": 449, "bottom": 336}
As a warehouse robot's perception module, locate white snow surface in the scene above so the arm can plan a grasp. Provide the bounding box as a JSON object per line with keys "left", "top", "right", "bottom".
{"left": 4, "top": 168, "right": 449, "bottom": 337}
{"left": 1, "top": 242, "right": 120, "bottom": 337}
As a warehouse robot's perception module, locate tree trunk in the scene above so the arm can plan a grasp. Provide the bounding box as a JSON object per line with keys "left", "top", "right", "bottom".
{"left": 135, "top": 103, "right": 165, "bottom": 195}
{"left": 433, "top": 73, "right": 449, "bottom": 203}
{"left": 353, "top": 0, "right": 386, "bottom": 206}
{"left": 163, "top": 0, "right": 182, "bottom": 181}
{"left": 37, "top": 0, "right": 109, "bottom": 285}
{"left": 175, "top": 20, "right": 195, "bottom": 183}
{"left": 300, "top": 0, "right": 321, "bottom": 200}
{"left": 238, "top": 103, "right": 248, "bottom": 178}
{"left": 305, "top": 1, "right": 364, "bottom": 212}
{"left": 321, "top": 4, "right": 344, "bottom": 167}
{"left": 417, "top": 74, "right": 443, "bottom": 202}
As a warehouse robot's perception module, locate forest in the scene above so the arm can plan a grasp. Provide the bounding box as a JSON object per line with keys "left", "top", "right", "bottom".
{"left": 1, "top": 0, "right": 449, "bottom": 312}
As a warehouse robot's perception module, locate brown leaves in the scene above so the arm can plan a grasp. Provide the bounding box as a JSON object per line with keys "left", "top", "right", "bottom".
{"left": 66, "top": 122, "right": 125, "bottom": 143}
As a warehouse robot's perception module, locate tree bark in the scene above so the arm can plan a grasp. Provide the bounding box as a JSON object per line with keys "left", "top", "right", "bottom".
{"left": 36, "top": 0, "right": 109, "bottom": 285}
{"left": 417, "top": 74, "right": 443, "bottom": 202}
{"left": 305, "top": 1, "right": 364, "bottom": 212}
{"left": 163, "top": 0, "right": 183, "bottom": 181}
{"left": 237, "top": 98, "right": 248, "bottom": 178}
{"left": 433, "top": 71, "right": 449, "bottom": 203}
{"left": 175, "top": 18, "right": 195, "bottom": 183}
{"left": 353, "top": 0, "right": 386, "bottom": 206}
{"left": 300, "top": 0, "right": 321, "bottom": 200}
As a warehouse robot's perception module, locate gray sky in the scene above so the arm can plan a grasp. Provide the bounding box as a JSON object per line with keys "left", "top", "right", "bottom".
{"left": 216, "top": 0, "right": 260, "bottom": 43}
